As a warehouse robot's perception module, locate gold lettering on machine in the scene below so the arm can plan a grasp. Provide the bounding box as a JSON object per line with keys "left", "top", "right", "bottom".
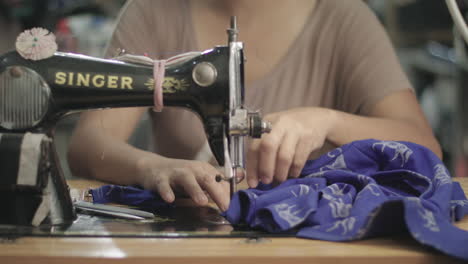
{"left": 55, "top": 72, "right": 133, "bottom": 89}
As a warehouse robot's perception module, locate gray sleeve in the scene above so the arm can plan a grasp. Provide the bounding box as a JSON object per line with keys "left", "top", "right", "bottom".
{"left": 334, "top": 1, "right": 413, "bottom": 115}
{"left": 104, "top": 0, "right": 161, "bottom": 59}
{"left": 104, "top": 0, "right": 194, "bottom": 60}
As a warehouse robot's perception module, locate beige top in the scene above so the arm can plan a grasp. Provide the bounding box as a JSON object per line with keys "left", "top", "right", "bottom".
{"left": 105, "top": 0, "right": 412, "bottom": 161}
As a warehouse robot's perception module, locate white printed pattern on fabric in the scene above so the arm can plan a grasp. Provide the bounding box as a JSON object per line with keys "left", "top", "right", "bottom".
{"left": 372, "top": 141, "right": 413, "bottom": 167}
{"left": 326, "top": 217, "right": 357, "bottom": 235}
{"left": 419, "top": 208, "right": 440, "bottom": 232}
{"left": 329, "top": 198, "right": 352, "bottom": 218}
{"left": 291, "top": 184, "right": 311, "bottom": 197}
{"left": 407, "top": 197, "right": 420, "bottom": 203}
{"left": 354, "top": 183, "right": 381, "bottom": 202}
{"left": 327, "top": 148, "right": 343, "bottom": 158}
{"left": 274, "top": 203, "right": 315, "bottom": 227}
{"left": 433, "top": 164, "right": 451, "bottom": 188}
{"left": 304, "top": 171, "right": 326, "bottom": 178}
{"left": 304, "top": 149, "right": 348, "bottom": 178}
{"left": 322, "top": 184, "right": 347, "bottom": 201}
{"left": 328, "top": 184, "right": 347, "bottom": 196}
{"left": 451, "top": 200, "right": 468, "bottom": 206}
{"left": 322, "top": 154, "right": 348, "bottom": 172}
{"left": 357, "top": 174, "right": 370, "bottom": 185}
{"left": 249, "top": 192, "right": 258, "bottom": 199}
{"left": 322, "top": 184, "right": 353, "bottom": 201}
{"left": 322, "top": 192, "right": 335, "bottom": 201}
{"left": 366, "top": 183, "right": 381, "bottom": 196}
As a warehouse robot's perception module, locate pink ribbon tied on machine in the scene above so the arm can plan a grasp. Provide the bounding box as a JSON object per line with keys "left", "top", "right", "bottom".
{"left": 152, "top": 60, "right": 166, "bottom": 112}
{"left": 114, "top": 51, "right": 201, "bottom": 112}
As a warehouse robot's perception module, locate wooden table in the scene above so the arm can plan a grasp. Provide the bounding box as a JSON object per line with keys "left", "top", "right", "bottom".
{"left": 0, "top": 178, "right": 467, "bottom": 264}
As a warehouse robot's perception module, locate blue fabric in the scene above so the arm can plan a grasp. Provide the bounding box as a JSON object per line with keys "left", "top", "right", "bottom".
{"left": 90, "top": 185, "right": 172, "bottom": 211}
{"left": 224, "top": 139, "right": 468, "bottom": 260}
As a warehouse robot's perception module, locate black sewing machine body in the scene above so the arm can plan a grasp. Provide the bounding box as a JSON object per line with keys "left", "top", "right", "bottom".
{"left": 0, "top": 46, "right": 233, "bottom": 165}
{"left": 0, "top": 17, "right": 270, "bottom": 227}
{"left": 0, "top": 47, "right": 234, "bottom": 226}
{"left": 0, "top": 17, "right": 271, "bottom": 225}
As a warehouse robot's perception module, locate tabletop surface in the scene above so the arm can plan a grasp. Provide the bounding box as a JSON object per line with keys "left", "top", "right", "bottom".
{"left": 0, "top": 178, "right": 467, "bottom": 264}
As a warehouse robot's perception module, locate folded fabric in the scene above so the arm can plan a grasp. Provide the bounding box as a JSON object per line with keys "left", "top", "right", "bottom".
{"left": 90, "top": 185, "right": 172, "bottom": 211}
{"left": 224, "top": 139, "right": 468, "bottom": 260}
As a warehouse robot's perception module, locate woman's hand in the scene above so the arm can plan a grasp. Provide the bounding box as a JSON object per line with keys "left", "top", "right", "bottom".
{"left": 136, "top": 157, "right": 230, "bottom": 211}
{"left": 246, "top": 107, "right": 336, "bottom": 187}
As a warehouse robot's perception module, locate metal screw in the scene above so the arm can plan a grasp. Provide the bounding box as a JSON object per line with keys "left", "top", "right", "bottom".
{"left": 192, "top": 62, "right": 217, "bottom": 87}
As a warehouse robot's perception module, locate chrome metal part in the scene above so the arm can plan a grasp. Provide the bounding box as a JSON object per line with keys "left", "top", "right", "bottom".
{"left": 227, "top": 16, "right": 239, "bottom": 43}
{"left": 226, "top": 16, "right": 272, "bottom": 194}
{"left": 223, "top": 133, "right": 235, "bottom": 197}
{"left": 0, "top": 66, "right": 51, "bottom": 130}
{"left": 74, "top": 201, "right": 155, "bottom": 220}
{"left": 227, "top": 16, "right": 244, "bottom": 194}
{"left": 192, "top": 62, "right": 217, "bottom": 87}
{"left": 230, "top": 109, "right": 272, "bottom": 138}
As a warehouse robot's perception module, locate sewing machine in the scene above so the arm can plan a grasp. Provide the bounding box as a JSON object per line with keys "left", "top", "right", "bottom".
{"left": 0, "top": 17, "right": 271, "bottom": 226}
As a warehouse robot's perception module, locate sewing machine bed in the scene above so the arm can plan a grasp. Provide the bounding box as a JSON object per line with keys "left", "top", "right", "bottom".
{"left": 0, "top": 204, "right": 295, "bottom": 238}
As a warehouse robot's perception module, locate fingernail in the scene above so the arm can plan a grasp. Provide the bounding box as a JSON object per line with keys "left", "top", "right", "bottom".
{"left": 162, "top": 192, "right": 174, "bottom": 202}
{"left": 196, "top": 194, "right": 208, "bottom": 205}
{"left": 248, "top": 179, "right": 258, "bottom": 188}
{"left": 258, "top": 174, "right": 265, "bottom": 182}
{"left": 289, "top": 171, "right": 300, "bottom": 178}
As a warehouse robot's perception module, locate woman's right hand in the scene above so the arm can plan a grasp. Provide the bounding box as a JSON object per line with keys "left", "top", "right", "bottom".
{"left": 136, "top": 156, "right": 230, "bottom": 211}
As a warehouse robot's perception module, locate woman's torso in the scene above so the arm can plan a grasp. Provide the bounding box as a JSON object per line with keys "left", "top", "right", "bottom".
{"left": 149, "top": 0, "right": 342, "bottom": 161}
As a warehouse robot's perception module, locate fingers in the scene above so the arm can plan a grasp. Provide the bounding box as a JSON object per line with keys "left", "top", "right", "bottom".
{"left": 274, "top": 132, "right": 299, "bottom": 184}
{"left": 257, "top": 130, "right": 285, "bottom": 185}
{"left": 289, "top": 137, "right": 312, "bottom": 178}
{"left": 247, "top": 115, "right": 280, "bottom": 188}
{"left": 195, "top": 169, "right": 230, "bottom": 211}
{"left": 247, "top": 115, "right": 314, "bottom": 186}
{"left": 151, "top": 173, "right": 175, "bottom": 203}
{"left": 141, "top": 158, "right": 229, "bottom": 210}
{"left": 247, "top": 129, "right": 283, "bottom": 187}
{"left": 171, "top": 168, "right": 208, "bottom": 206}
{"left": 247, "top": 139, "right": 260, "bottom": 188}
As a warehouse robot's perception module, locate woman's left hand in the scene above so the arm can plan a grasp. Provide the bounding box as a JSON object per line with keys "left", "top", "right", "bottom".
{"left": 246, "top": 107, "right": 336, "bottom": 188}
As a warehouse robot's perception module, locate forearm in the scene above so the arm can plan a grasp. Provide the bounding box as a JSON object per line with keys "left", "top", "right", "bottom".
{"left": 67, "top": 132, "right": 155, "bottom": 186}
{"left": 326, "top": 109, "right": 442, "bottom": 158}
{"left": 67, "top": 108, "right": 161, "bottom": 186}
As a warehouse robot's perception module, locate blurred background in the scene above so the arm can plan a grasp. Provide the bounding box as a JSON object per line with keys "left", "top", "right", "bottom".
{"left": 0, "top": 0, "right": 467, "bottom": 178}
